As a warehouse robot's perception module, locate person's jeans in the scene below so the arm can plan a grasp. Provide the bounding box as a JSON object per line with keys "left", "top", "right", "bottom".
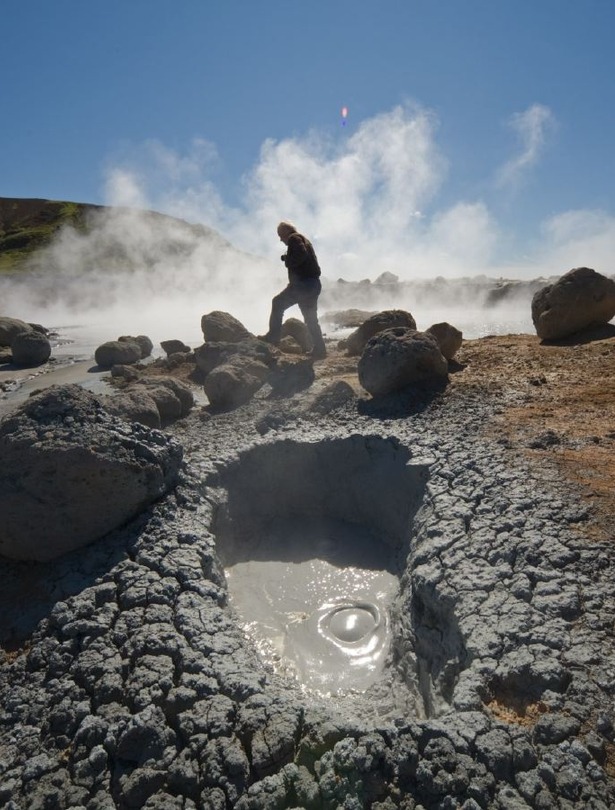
{"left": 268, "top": 278, "right": 326, "bottom": 353}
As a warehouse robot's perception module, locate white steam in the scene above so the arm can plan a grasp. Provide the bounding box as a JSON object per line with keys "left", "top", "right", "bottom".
{"left": 496, "top": 103, "right": 557, "bottom": 189}
{"left": 1, "top": 102, "right": 614, "bottom": 347}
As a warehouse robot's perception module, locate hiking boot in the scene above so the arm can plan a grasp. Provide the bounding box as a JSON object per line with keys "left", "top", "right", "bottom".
{"left": 308, "top": 347, "right": 327, "bottom": 361}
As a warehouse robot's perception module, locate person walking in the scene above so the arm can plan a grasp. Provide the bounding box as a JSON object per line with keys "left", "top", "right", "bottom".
{"left": 262, "top": 221, "right": 327, "bottom": 360}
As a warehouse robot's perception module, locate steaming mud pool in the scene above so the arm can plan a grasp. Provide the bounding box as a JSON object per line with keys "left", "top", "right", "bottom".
{"left": 211, "top": 435, "right": 427, "bottom": 705}
{"left": 224, "top": 520, "right": 396, "bottom": 693}
{"left": 1, "top": 367, "right": 615, "bottom": 808}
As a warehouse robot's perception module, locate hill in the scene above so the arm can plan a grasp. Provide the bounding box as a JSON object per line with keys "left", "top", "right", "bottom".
{"left": 0, "top": 196, "right": 236, "bottom": 276}
{"left": 0, "top": 198, "right": 98, "bottom": 272}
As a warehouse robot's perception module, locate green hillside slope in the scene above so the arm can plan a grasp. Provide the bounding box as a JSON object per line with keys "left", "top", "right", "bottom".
{"left": 0, "top": 197, "right": 236, "bottom": 276}
{"left": 0, "top": 198, "right": 103, "bottom": 273}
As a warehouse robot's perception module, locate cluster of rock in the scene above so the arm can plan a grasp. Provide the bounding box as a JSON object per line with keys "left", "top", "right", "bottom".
{"left": 104, "top": 374, "right": 195, "bottom": 430}
{"left": 92, "top": 264, "right": 615, "bottom": 413}
{"left": 101, "top": 311, "right": 319, "bottom": 414}
{"left": 0, "top": 316, "right": 52, "bottom": 366}
{"left": 0, "top": 307, "right": 463, "bottom": 564}
{"left": 322, "top": 270, "right": 552, "bottom": 313}
{"left": 94, "top": 335, "right": 154, "bottom": 368}
{"left": 335, "top": 309, "right": 462, "bottom": 397}
{"left": 197, "top": 311, "right": 314, "bottom": 409}
{"left": 139, "top": 310, "right": 461, "bottom": 411}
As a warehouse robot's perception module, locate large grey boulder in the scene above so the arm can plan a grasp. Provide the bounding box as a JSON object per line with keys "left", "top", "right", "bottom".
{"left": 426, "top": 322, "right": 463, "bottom": 360}
{"left": 10, "top": 330, "right": 52, "bottom": 366}
{"left": 0, "top": 317, "right": 32, "bottom": 346}
{"left": 341, "top": 309, "right": 417, "bottom": 356}
{"left": 531, "top": 267, "right": 615, "bottom": 340}
{"left": 201, "top": 310, "right": 252, "bottom": 343}
{"left": 0, "top": 385, "right": 183, "bottom": 561}
{"left": 95, "top": 339, "right": 142, "bottom": 368}
{"left": 203, "top": 356, "right": 270, "bottom": 410}
{"left": 358, "top": 328, "right": 448, "bottom": 397}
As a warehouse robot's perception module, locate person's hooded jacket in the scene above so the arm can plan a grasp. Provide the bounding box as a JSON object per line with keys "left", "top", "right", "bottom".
{"left": 283, "top": 232, "right": 321, "bottom": 283}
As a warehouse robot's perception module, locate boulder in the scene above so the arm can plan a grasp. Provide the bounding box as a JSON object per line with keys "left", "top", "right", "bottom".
{"left": 95, "top": 340, "right": 142, "bottom": 368}
{"left": 310, "top": 380, "right": 356, "bottom": 414}
{"left": 110, "top": 364, "right": 141, "bottom": 383}
{"left": 28, "top": 322, "right": 49, "bottom": 336}
{"left": 341, "top": 309, "right": 417, "bottom": 356}
{"left": 103, "top": 389, "right": 162, "bottom": 429}
{"left": 160, "top": 339, "right": 191, "bottom": 356}
{"left": 119, "top": 334, "right": 153, "bottom": 359}
{"left": 426, "top": 322, "right": 463, "bottom": 360}
{"left": 278, "top": 335, "right": 304, "bottom": 355}
{"left": 0, "top": 317, "right": 32, "bottom": 347}
{"left": 157, "top": 352, "right": 195, "bottom": 372}
{"left": 10, "top": 330, "right": 52, "bottom": 366}
{"left": 203, "top": 356, "right": 270, "bottom": 410}
{"left": 135, "top": 377, "right": 195, "bottom": 422}
{"left": 322, "top": 309, "right": 378, "bottom": 330}
{"left": 103, "top": 377, "right": 194, "bottom": 428}
{"left": 531, "top": 267, "right": 615, "bottom": 340}
{"left": 0, "top": 385, "right": 183, "bottom": 561}
{"left": 201, "top": 311, "right": 252, "bottom": 343}
{"left": 281, "top": 317, "right": 311, "bottom": 352}
{"left": 358, "top": 328, "right": 448, "bottom": 397}
{"left": 375, "top": 271, "right": 399, "bottom": 284}
{"left": 268, "top": 356, "right": 315, "bottom": 396}
{"left": 194, "top": 338, "right": 277, "bottom": 377}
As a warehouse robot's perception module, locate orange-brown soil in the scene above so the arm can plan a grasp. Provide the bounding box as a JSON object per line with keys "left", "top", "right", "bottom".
{"left": 452, "top": 328, "right": 615, "bottom": 542}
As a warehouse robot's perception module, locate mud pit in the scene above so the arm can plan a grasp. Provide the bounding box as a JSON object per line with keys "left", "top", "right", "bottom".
{"left": 212, "top": 435, "right": 428, "bottom": 696}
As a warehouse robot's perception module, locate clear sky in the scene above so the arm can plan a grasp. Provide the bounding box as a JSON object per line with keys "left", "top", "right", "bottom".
{"left": 2, "top": 0, "right": 615, "bottom": 280}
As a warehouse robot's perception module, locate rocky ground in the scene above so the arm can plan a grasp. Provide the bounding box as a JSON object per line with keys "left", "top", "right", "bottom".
{"left": 1, "top": 326, "right": 615, "bottom": 808}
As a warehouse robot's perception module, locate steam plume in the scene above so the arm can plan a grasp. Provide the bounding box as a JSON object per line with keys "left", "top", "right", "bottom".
{"left": 1, "top": 103, "right": 614, "bottom": 344}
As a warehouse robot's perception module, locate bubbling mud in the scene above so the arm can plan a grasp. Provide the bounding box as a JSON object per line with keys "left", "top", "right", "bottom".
{"left": 212, "top": 435, "right": 429, "bottom": 697}
{"left": 224, "top": 518, "right": 397, "bottom": 692}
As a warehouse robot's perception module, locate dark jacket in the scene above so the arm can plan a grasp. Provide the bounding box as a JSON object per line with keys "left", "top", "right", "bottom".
{"left": 283, "top": 232, "right": 321, "bottom": 283}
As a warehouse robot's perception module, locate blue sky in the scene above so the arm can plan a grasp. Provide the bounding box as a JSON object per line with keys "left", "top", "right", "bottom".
{"left": 2, "top": 0, "right": 615, "bottom": 280}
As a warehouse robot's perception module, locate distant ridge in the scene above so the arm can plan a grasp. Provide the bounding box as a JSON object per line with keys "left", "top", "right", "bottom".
{"left": 0, "top": 196, "right": 233, "bottom": 274}
{"left": 0, "top": 198, "right": 99, "bottom": 271}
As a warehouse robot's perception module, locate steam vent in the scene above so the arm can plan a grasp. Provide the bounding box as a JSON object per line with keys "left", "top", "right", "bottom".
{"left": 1, "top": 366, "right": 615, "bottom": 808}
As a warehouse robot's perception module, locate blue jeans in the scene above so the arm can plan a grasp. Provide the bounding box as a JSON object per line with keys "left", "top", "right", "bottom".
{"left": 268, "top": 278, "right": 326, "bottom": 353}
